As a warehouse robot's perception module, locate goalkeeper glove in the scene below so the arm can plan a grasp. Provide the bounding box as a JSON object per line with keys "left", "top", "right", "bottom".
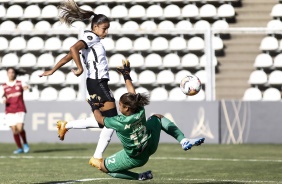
{"left": 116, "top": 59, "right": 132, "bottom": 81}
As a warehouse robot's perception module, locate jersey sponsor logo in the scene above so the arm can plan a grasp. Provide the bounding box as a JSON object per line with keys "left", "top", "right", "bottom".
{"left": 15, "top": 86, "right": 20, "bottom": 90}
{"left": 87, "top": 36, "right": 93, "bottom": 40}
{"left": 124, "top": 124, "right": 131, "bottom": 130}
{"left": 6, "top": 92, "right": 22, "bottom": 99}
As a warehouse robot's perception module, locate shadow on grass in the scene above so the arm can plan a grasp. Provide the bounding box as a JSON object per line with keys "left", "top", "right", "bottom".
{"left": 32, "top": 148, "right": 88, "bottom": 153}
{"left": 36, "top": 180, "right": 82, "bottom": 184}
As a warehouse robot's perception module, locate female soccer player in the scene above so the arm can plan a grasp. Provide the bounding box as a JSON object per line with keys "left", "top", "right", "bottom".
{"left": 39, "top": 0, "right": 117, "bottom": 165}
{"left": 0, "top": 67, "right": 30, "bottom": 154}
{"left": 58, "top": 60, "right": 205, "bottom": 180}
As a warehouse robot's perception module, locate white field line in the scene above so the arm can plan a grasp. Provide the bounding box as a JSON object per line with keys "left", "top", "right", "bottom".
{"left": 0, "top": 155, "right": 282, "bottom": 163}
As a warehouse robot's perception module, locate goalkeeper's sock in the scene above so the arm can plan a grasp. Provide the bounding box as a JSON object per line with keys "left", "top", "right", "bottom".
{"left": 65, "top": 117, "right": 100, "bottom": 129}
{"left": 107, "top": 171, "right": 139, "bottom": 180}
{"left": 93, "top": 127, "right": 114, "bottom": 159}
{"left": 160, "top": 117, "right": 186, "bottom": 143}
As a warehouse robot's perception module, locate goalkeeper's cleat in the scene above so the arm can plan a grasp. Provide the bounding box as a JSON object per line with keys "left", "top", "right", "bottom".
{"left": 189, "top": 138, "right": 205, "bottom": 147}
{"left": 23, "top": 144, "right": 30, "bottom": 153}
{"left": 13, "top": 148, "right": 24, "bottom": 154}
{"left": 57, "top": 121, "right": 68, "bottom": 141}
{"left": 139, "top": 170, "right": 153, "bottom": 181}
{"left": 182, "top": 141, "right": 193, "bottom": 151}
{"left": 89, "top": 157, "right": 103, "bottom": 170}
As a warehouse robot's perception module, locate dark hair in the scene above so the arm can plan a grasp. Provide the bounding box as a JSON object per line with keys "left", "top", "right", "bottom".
{"left": 120, "top": 93, "right": 150, "bottom": 113}
{"left": 6, "top": 67, "right": 25, "bottom": 79}
{"left": 58, "top": 0, "right": 110, "bottom": 28}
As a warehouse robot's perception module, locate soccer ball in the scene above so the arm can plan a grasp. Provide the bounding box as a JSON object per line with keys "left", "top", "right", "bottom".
{"left": 180, "top": 75, "right": 202, "bottom": 96}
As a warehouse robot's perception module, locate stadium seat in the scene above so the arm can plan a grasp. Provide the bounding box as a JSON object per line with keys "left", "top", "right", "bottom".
{"left": 27, "top": 37, "right": 44, "bottom": 51}
{"left": 128, "top": 54, "right": 144, "bottom": 68}
{"left": 274, "top": 53, "right": 282, "bottom": 68}
{"left": 169, "top": 37, "right": 186, "bottom": 50}
{"left": 163, "top": 53, "right": 181, "bottom": 68}
{"left": 147, "top": 5, "right": 163, "bottom": 18}
{"left": 243, "top": 88, "right": 262, "bottom": 101}
{"left": 168, "top": 87, "right": 187, "bottom": 101}
{"left": 24, "top": 5, "right": 41, "bottom": 18}
{"left": 108, "top": 70, "right": 120, "bottom": 85}
{"left": 200, "top": 4, "right": 217, "bottom": 18}
{"left": 164, "top": 4, "right": 181, "bottom": 18}
{"left": 175, "top": 70, "right": 192, "bottom": 84}
{"left": 212, "top": 20, "right": 229, "bottom": 30}
{"left": 150, "top": 87, "right": 168, "bottom": 101}
{"left": 0, "top": 21, "right": 16, "bottom": 31}
{"left": 0, "top": 5, "right": 5, "bottom": 18}
{"left": 158, "top": 20, "right": 174, "bottom": 30}
{"left": 6, "top": 5, "right": 23, "bottom": 18}
{"left": 262, "top": 88, "right": 281, "bottom": 101}
{"left": 279, "top": 40, "right": 282, "bottom": 51}
{"left": 144, "top": 53, "right": 162, "bottom": 68}
{"left": 248, "top": 70, "right": 267, "bottom": 85}
{"left": 65, "top": 72, "right": 81, "bottom": 84}
{"left": 259, "top": 36, "right": 279, "bottom": 51}
{"left": 9, "top": 37, "right": 26, "bottom": 51}
{"left": 195, "top": 70, "right": 207, "bottom": 84}
{"left": 109, "top": 54, "right": 125, "bottom": 68}
{"left": 188, "top": 37, "right": 205, "bottom": 51}
{"left": 1, "top": 53, "right": 19, "bottom": 67}
{"left": 114, "top": 87, "right": 127, "bottom": 100}
{"left": 129, "top": 5, "right": 146, "bottom": 18}
{"left": 52, "top": 21, "right": 69, "bottom": 30}
{"left": 17, "top": 74, "right": 29, "bottom": 84}
{"left": 187, "top": 89, "right": 205, "bottom": 101}
{"left": 176, "top": 20, "right": 193, "bottom": 30}
{"left": 151, "top": 37, "right": 169, "bottom": 51}
{"left": 18, "top": 21, "right": 34, "bottom": 31}
{"left": 30, "top": 70, "right": 47, "bottom": 84}
{"left": 128, "top": 70, "right": 138, "bottom": 84}
{"left": 101, "top": 37, "right": 115, "bottom": 51}
{"left": 42, "top": 5, "right": 58, "bottom": 18}
{"left": 0, "top": 37, "right": 8, "bottom": 51}
{"left": 136, "top": 87, "right": 149, "bottom": 94}
{"left": 58, "top": 87, "right": 76, "bottom": 101}
{"left": 217, "top": 4, "right": 235, "bottom": 18}
{"left": 139, "top": 70, "right": 156, "bottom": 84}
{"left": 45, "top": 37, "right": 62, "bottom": 51}
{"left": 116, "top": 37, "right": 132, "bottom": 51}
{"left": 109, "top": 21, "right": 121, "bottom": 32}
{"left": 123, "top": 21, "right": 139, "bottom": 31}
{"left": 157, "top": 70, "right": 174, "bottom": 84}
{"left": 199, "top": 55, "right": 218, "bottom": 67}
{"left": 94, "top": 5, "right": 111, "bottom": 18}
{"left": 271, "top": 4, "right": 282, "bottom": 17}
{"left": 111, "top": 5, "right": 128, "bottom": 18}
{"left": 23, "top": 87, "right": 40, "bottom": 101}
{"left": 182, "top": 4, "right": 199, "bottom": 18}
{"left": 268, "top": 70, "right": 282, "bottom": 85}
{"left": 140, "top": 21, "right": 157, "bottom": 31}
{"left": 55, "top": 53, "right": 72, "bottom": 68}
{"left": 62, "top": 37, "right": 78, "bottom": 51}
{"left": 254, "top": 53, "right": 273, "bottom": 68}
{"left": 71, "top": 21, "right": 86, "bottom": 30}
{"left": 0, "top": 70, "right": 8, "bottom": 84}
{"left": 79, "top": 5, "right": 92, "bottom": 12}
{"left": 19, "top": 53, "right": 37, "bottom": 68}
{"left": 181, "top": 53, "right": 199, "bottom": 68}
{"left": 37, "top": 53, "right": 55, "bottom": 68}
{"left": 194, "top": 20, "right": 210, "bottom": 30}
{"left": 133, "top": 37, "right": 151, "bottom": 51}
{"left": 40, "top": 87, "right": 58, "bottom": 101}
{"left": 35, "top": 21, "right": 51, "bottom": 31}
{"left": 47, "top": 70, "right": 65, "bottom": 84}
{"left": 213, "top": 36, "right": 224, "bottom": 51}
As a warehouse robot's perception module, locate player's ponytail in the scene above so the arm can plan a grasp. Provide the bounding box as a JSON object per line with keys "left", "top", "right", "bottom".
{"left": 58, "top": 0, "right": 110, "bottom": 28}
{"left": 120, "top": 93, "right": 150, "bottom": 113}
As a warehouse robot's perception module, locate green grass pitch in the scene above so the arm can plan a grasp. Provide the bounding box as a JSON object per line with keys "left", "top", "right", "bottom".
{"left": 0, "top": 143, "right": 282, "bottom": 184}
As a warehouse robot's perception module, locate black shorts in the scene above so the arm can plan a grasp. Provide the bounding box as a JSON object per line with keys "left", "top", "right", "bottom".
{"left": 86, "top": 78, "right": 115, "bottom": 103}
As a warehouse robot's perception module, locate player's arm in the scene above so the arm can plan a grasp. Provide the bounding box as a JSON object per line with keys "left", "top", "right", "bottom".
{"left": 69, "top": 41, "right": 85, "bottom": 77}
{"left": 0, "top": 86, "right": 6, "bottom": 104}
{"left": 116, "top": 60, "right": 136, "bottom": 94}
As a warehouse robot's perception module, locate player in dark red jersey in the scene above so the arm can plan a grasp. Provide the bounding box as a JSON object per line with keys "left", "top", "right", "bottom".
{"left": 0, "top": 67, "right": 30, "bottom": 154}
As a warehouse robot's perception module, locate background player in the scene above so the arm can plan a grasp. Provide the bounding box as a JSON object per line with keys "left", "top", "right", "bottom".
{"left": 0, "top": 67, "right": 30, "bottom": 154}
{"left": 39, "top": 0, "right": 117, "bottom": 167}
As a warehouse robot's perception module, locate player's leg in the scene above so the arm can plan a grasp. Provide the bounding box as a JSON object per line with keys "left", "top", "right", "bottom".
{"left": 7, "top": 113, "right": 23, "bottom": 154}
{"left": 16, "top": 113, "right": 29, "bottom": 153}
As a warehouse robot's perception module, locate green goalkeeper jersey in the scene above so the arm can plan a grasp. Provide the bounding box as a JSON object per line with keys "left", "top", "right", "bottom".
{"left": 104, "top": 107, "right": 151, "bottom": 157}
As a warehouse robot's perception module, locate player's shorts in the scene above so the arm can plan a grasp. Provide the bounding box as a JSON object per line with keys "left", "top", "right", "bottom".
{"left": 104, "top": 115, "right": 162, "bottom": 173}
{"left": 86, "top": 78, "right": 115, "bottom": 103}
{"left": 5, "top": 112, "right": 26, "bottom": 126}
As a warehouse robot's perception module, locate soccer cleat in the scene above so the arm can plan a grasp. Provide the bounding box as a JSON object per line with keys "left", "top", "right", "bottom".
{"left": 23, "top": 144, "right": 30, "bottom": 153}
{"left": 89, "top": 157, "right": 103, "bottom": 170}
{"left": 57, "top": 121, "right": 68, "bottom": 141}
{"left": 13, "top": 148, "right": 24, "bottom": 154}
{"left": 139, "top": 170, "right": 153, "bottom": 181}
{"left": 189, "top": 138, "right": 205, "bottom": 147}
{"left": 182, "top": 141, "right": 193, "bottom": 151}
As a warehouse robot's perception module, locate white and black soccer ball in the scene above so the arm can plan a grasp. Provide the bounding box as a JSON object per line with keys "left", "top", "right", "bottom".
{"left": 180, "top": 75, "right": 202, "bottom": 96}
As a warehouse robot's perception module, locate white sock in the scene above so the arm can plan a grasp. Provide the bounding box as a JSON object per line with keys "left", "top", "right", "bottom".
{"left": 66, "top": 117, "right": 100, "bottom": 129}
{"left": 93, "top": 127, "right": 114, "bottom": 158}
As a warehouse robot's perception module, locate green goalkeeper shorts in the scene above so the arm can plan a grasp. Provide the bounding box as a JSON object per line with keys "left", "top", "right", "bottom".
{"left": 104, "top": 115, "right": 162, "bottom": 173}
